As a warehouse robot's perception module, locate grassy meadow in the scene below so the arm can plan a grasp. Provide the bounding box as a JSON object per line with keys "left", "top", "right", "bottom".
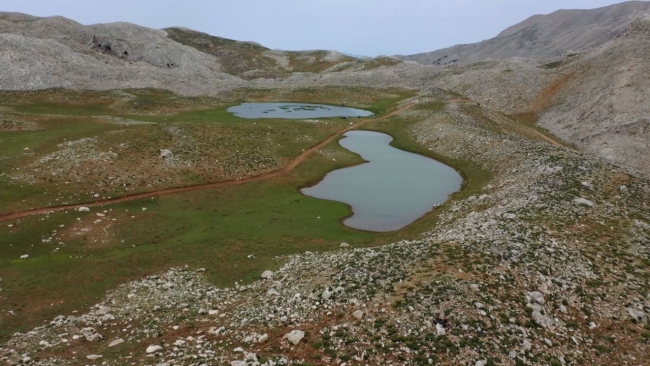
{"left": 0, "top": 88, "right": 488, "bottom": 340}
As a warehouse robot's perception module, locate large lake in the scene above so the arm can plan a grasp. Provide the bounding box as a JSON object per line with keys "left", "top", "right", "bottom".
{"left": 302, "top": 130, "right": 463, "bottom": 232}
{"left": 227, "top": 102, "right": 374, "bottom": 119}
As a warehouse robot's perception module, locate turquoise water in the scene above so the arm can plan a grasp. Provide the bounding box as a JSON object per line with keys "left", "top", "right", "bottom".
{"left": 302, "top": 130, "right": 462, "bottom": 232}
{"left": 227, "top": 102, "right": 373, "bottom": 119}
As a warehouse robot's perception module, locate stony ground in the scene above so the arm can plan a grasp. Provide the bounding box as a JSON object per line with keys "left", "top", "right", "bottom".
{"left": 2, "top": 93, "right": 648, "bottom": 365}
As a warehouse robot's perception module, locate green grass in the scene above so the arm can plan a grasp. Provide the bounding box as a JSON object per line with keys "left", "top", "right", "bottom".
{"left": 0, "top": 89, "right": 489, "bottom": 344}
{"left": 165, "top": 28, "right": 355, "bottom": 79}
{"left": 0, "top": 88, "right": 430, "bottom": 339}
{"left": 0, "top": 91, "right": 361, "bottom": 213}
{"left": 0, "top": 118, "right": 119, "bottom": 213}
{"left": 0, "top": 141, "right": 375, "bottom": 339}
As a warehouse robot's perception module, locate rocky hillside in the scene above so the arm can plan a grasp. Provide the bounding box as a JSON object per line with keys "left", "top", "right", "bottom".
{"left": 0, "top": 12, "right": 244, "bottom": 95}
{"left": 536, "top": 14, "right": 650, "bottom": 178}
{"left": 399, "top": 1, "right": 650, "bottom": 66}
{"left": 0, "top": 12, "right": 356, "bottom": 93}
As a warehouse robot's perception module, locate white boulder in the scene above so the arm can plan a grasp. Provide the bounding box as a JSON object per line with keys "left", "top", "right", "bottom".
{"left": 160, "top": 149, "right": 174, "bottom": 159}
{"left": 436, "top": 323, "right": 446, "bottom": 336}
{"left": 109, "top": 338, "right": 124, "bottom": 347}
{"left": 257, "top": 333, "right": 269, "bottom": 343}
{"left": 146, "top": 345, "right": 163, "bottom": 353}
{"left": 573, "top": 197, "right": 594, "bottom": 207}
{"left": 321, "top": 290, "right": 332, "bottom": 300}
{"left": 284, "top": 330, "right": 305, "bottom": 345}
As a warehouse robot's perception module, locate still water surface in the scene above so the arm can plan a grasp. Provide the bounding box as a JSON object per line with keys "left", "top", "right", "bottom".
{"left": 227, "top": 102, "right": 373, "bottom": 119}
{"left": 302, "top": 130, "right": 462, "bottom": 232}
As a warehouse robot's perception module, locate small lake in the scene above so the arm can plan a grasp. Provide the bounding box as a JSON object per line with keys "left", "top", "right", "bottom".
{"left": 302, "top": 130, "right": 463, "bottom": 232}
{"left": 227, "top": 102, "right": 374, "bottom": 119}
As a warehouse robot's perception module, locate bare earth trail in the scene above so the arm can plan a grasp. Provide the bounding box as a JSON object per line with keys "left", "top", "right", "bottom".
{"left": 0, "top": 103, "right": 416, "bottom": 222}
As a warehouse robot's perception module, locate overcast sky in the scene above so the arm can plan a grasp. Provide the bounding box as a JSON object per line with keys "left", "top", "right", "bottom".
{"left": 0, "top": 0, "right": 637, "bottom": 56}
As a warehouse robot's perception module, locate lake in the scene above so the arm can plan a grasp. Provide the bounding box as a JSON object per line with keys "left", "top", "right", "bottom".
{"left": 302, "top": 130, "right": 463, "bottom": 232}
{"left": 227, "top": 102, "right": 374, "bottom": 119}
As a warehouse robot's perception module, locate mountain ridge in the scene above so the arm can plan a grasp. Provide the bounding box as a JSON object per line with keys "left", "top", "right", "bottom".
{"left": 399, "top": 1, "right": 650, "bottom": 65}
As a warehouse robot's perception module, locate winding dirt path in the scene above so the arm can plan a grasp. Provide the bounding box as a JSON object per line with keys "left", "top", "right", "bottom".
{"left": 0, "top": 103, "right": 416, "bottom": 222}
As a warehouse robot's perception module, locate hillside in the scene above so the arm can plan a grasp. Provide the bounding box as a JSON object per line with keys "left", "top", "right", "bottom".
{"left": 0, "top": 12, "right": 356, "bottom": 92}
{"left": 0, "top": 12, "right": 243, "bottom": 95}
{"left": 164, "top": 27, "right": 354, "bottom": 79}
{"left": 537, "top": 14, "right": 650, "bottom": 177}
{"left": 399, "top": 1, "right": 650, "bottom": 65}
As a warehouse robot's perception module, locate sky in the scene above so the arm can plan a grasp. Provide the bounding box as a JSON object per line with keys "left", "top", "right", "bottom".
{"left": 0, "top": 0, "right": 637, "bottom": 56}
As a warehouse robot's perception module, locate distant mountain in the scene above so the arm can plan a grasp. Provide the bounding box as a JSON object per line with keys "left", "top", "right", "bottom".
{"left": 399, "top": 1, "right": 650, "bottom": 65}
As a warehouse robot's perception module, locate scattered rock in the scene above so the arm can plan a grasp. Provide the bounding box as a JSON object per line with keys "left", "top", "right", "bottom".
{"left": 573, "top": 197, "right": 594, "bottom": 207}
{"left": 257, "top": 333, "right": 269, "bottom": 343}
{"left": 627, "top": 308, "right": 646, "bottom": 321}
{"left": 321, "top": 290, "right": 332, "bottom": 300}
{"left": 528, "top": 291, "right": 545, "bottom": 305}
{"left": 284, "top": 330, "right": 305, "bottom": 345}
{"left": 352, "top": 310, "right": 364, "bottom": 320}
{"left": 146, "top": 345, "right": 163, "bottom": 353}
{"left": 436, "top": 323, "right": 446, "bottom": 336}
{"left": 108, "top": 338, "right": 124, "bottom": 347}
{"left": 160, "top": 149, "right": 174, "bottom": 159}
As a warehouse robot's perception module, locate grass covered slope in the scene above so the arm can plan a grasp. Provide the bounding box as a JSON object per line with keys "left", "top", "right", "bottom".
{"left": 165, "top": 27, "right": 355, "bottom": 79}
{"left": 0, "top": 87, "right": 408, "bottom": 214}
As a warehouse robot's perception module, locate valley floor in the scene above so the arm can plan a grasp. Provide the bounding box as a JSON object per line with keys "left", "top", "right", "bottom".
{"left": 1, "top": 88, "right": 649, "bottom": 366}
